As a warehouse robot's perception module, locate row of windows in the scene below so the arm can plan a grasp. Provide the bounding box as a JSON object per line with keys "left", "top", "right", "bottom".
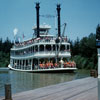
{"left": 11, "top": 44, "right": 70, "bottom": 56}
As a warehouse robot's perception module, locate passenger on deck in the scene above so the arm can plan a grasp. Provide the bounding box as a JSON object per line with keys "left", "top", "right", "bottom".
{"left": 59, "top": 58, "right": 64, "bottom": 68}
{"left": 50, "top": 61, "right": 54, "bottom": 68}
{"left": 54, "top": 62, "right": 58, "bottom": 68}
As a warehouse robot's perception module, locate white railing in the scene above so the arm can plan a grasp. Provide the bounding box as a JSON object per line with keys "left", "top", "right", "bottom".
{"left": 11, "top": 51, "right": 71, "bottom": 58}
{"left": 13, "top": 37, "right": 68, "bottom": 49}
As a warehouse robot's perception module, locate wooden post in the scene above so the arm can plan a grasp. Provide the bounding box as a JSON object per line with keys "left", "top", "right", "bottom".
{"left": 4, "top": 84, "right": 12, "bottom": 100}
{"left": 90, "top": 70, "right": 98, "bottom": 78}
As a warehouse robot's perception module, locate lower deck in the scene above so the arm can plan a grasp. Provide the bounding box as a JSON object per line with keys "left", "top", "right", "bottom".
{"left": 10, "top": 57, "right": 76, "bottom": 71}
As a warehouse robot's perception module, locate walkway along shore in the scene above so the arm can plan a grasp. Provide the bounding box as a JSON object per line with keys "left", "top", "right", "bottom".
{"left": 0, "top": 77, "right": 98, "bottom": 100}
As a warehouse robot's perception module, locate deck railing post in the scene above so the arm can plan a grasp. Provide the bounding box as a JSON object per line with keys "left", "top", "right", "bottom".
{"left": 4, "top": 84, "right": 12, "bottom": 100}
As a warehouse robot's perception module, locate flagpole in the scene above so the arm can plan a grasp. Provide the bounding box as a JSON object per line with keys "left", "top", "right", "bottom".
{"left": 22, "top": 33, "right": 25, "bottom": 42}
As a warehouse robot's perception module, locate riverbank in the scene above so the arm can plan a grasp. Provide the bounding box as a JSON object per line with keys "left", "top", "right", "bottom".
{"left": 0, "top": 77, "right": 97, "bottom": 100}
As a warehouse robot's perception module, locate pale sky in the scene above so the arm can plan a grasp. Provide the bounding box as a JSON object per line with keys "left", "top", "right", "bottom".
{"left": 0, "top": 0, "right": 100, "bottom": 42}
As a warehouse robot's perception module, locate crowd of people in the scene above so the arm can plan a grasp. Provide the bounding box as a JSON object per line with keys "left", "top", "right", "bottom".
{"left": 39, "top": 60, "right": 76, "bottom": 69}
{"left": 14, "top": 36, "right": 68, "bottom": 48}
{"left": 14, "top": 37, "right": 53, "bottom": 48}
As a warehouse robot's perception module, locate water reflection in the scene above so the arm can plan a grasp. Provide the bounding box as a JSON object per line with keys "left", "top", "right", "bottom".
{"left": 0, "top": 68, "right": 89, "bottom": 97}
{"left": 9, "top": 71, "right": 75, "bottom": 93}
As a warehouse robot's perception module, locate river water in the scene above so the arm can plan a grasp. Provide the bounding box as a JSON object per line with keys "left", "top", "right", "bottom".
{"left": 0, "top": 68, "right": 90, "bottom": 97}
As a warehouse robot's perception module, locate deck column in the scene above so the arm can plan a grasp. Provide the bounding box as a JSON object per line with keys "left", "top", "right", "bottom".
{"left": 31, "top": 59, "right": 33, "bottom": 70}
{"left": 51, "top": 45, "right": 53, "bottom": 52}
{"left": 28, "top": 59, "right": 30, "bottom": 70}
{"left": 65, "top": 45, "right": 67, "bottom": 51}
{"left": 19, "top": 60, "right": 21, "bottom": 69}
{"left": 17, "top": 60, "right": 18, "bottom": 69}
{"left": 21, "top": 60, "right": 23, "bottom": 69}
{"left": 13, "top": 59, "right": 14, "bottom": 68}
{"left": 44, "top": 45, "right": 46, "bottom": 52}
{"left": 23, "top": 60, "right": 24, "bottom": 69}
{"left": 25, "top": 60, "right": 26, "bottom": 69}
{"left": 23, "top": 60, "right": 25, "bottom": 70}
{"left": 14, "top": 60, "right": 16, "bottom": 68}
{"left": 38, "top": 45, "right": 39, "bottom": 53}
{"left": 38, "top": 58, "right": 39, "bottom": 69}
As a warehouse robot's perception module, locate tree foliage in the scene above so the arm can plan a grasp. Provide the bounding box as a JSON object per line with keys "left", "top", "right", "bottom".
{"left": 0, "top": 37, "right": 13, "bottom": 67}
{"left": 71, "top": 33, "right": 97, "bottom": 69}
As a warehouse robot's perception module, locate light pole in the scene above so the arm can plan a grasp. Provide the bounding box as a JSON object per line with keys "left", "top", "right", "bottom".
{"left": 96, "top": 41, "right": 100, "bottom": 100}
{"left": 96, "top": 24, "right": 100, "bottom": 100}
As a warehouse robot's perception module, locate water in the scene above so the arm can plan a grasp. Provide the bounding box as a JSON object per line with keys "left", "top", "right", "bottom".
{"left": 0, "top": 68, "right": 90, "bottom": 97}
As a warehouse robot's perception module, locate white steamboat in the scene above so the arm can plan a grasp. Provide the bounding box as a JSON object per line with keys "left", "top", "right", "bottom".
{"left": 8, "top": 3, "right": 77, "bottom": 72}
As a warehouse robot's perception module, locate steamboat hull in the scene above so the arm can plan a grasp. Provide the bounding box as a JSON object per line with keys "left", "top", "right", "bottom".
{"left": 8, "top": 64, "right": 77, "bottom": 73}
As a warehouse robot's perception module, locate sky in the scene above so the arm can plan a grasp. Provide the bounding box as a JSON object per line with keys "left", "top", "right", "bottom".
{"left": 0, "top": 0, "right": 100, "bottom": 42}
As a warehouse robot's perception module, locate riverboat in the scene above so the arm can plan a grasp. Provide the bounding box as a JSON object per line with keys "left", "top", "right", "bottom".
{"left": 8, "top": 3, "right": 77, "bottom": 72}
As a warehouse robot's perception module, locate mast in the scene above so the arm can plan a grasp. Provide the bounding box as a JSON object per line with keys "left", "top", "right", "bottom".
{"left": 36, "top": 3, "right": 40, "bottom": 38}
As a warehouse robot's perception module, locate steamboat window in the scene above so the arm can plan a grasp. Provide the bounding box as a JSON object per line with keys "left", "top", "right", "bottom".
{"left": 35, "top": 45, "right": 38, "bottom": 52}
{"left": 53, "top": 45, "right": 55, "bottom": 51}
{"left": 46, "top": 45, "right": 51, "bottom": 51}
{"left": 18, "top": 60, "right": 19, "bottom": 65}
{"left": 32, "top": 46, "right": 34, "bottom": 52}
{"left": 39, "top": 45, "right": 44, "bottom": 51}
{"left": 31, "top": 47, "right": 32, "bottom": 53}
{"left": 67, "top": 45, "right": 70, "bottom": 50}
{"left": 60, "top": 45, "right": 65, "bottom": 51}
{"left": 29, "top": 47, "right": 31, "bottom": 53}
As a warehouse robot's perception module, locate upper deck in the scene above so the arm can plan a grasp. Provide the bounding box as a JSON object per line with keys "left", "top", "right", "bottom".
{"left": 12, "top": 36, "right": 68, "bottom": 50}
{"left": 11, "top": 23, "right": 71, "bottom": 59}
{"left": 11, "top": 24, "right": 69, "bottom": 51}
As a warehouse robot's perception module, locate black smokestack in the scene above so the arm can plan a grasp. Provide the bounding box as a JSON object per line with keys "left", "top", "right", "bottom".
{"left": 57, "top": 4, "right": 61, "bottom": 37}
{"left": 36, "top": 3, "right": 40, "bottom": 38}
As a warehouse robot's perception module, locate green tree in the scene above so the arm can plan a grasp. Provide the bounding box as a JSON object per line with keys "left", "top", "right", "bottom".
{"left": 72, "top": 37, "right": 80, "bottom": 56}
{"left": 96, "top": 24, "right": 100, "bottom": 40}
